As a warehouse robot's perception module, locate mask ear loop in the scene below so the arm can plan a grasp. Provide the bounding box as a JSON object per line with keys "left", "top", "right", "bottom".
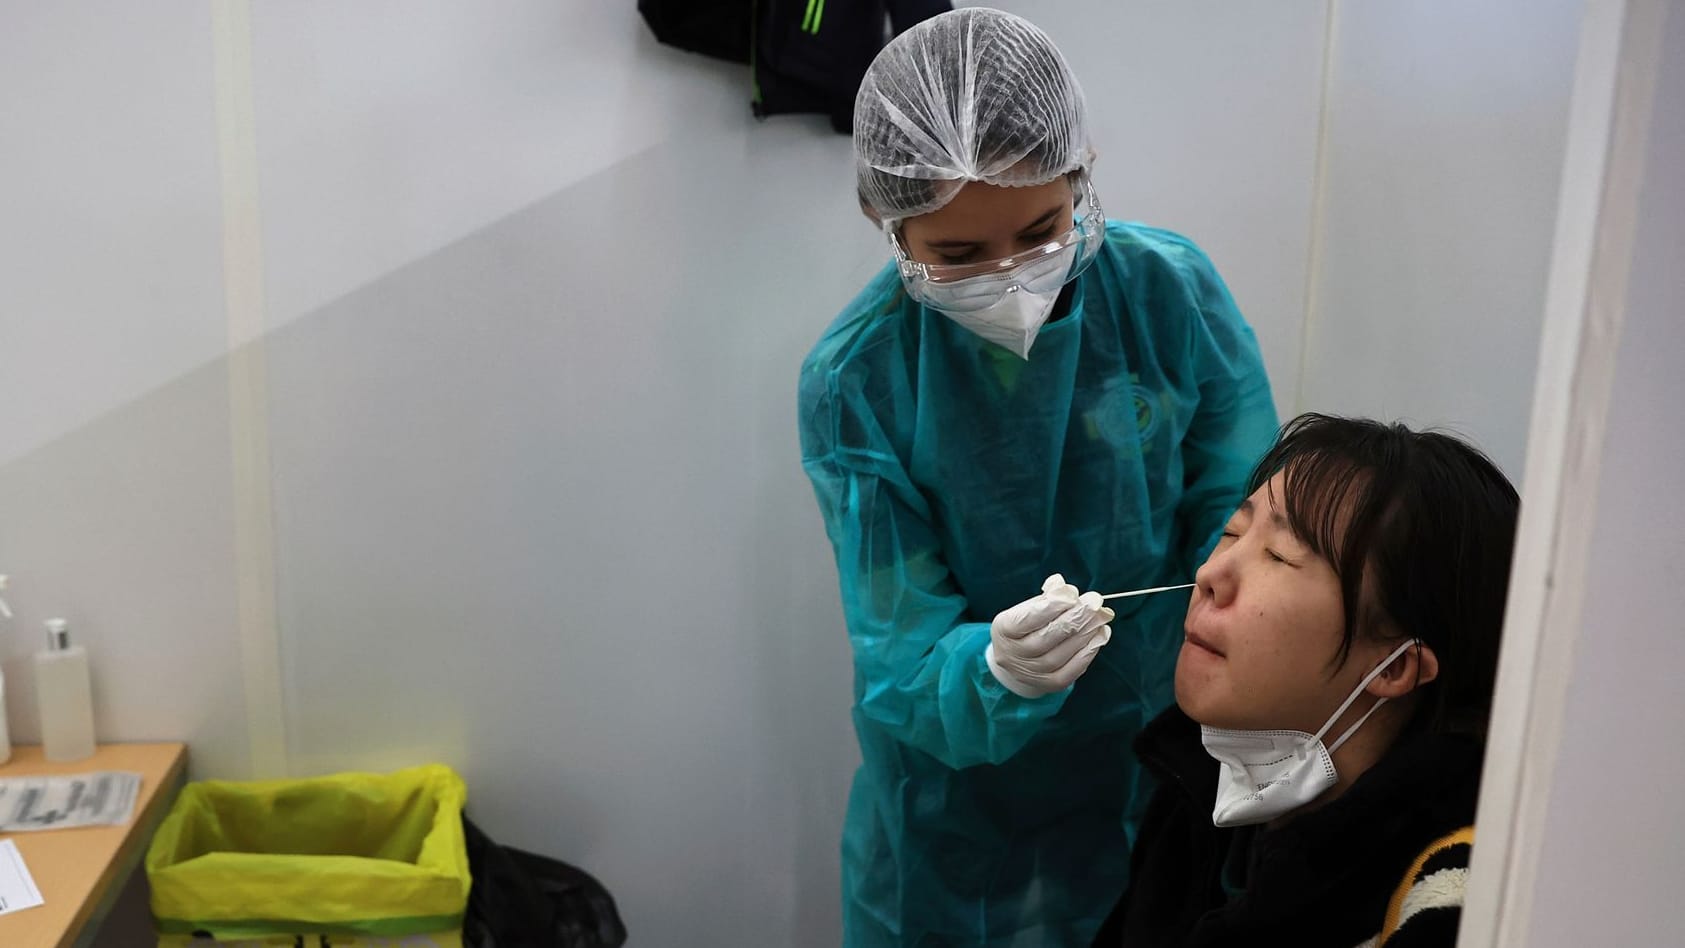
{"left": 1312, "top": 638, "right": 1421, "bottom": 755}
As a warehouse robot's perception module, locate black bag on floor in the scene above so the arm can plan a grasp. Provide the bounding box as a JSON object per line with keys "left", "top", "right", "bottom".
{"left": 462, "top": 815, "right": 627, "bottom": 948}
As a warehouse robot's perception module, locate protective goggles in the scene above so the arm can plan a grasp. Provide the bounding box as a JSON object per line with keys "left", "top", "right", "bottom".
{"left": 887, "top": 172, "right": 1106, "bottom": 313}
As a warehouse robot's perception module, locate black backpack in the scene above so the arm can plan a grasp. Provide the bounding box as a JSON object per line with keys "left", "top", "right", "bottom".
{"left": 639, "top": 0, "right": 951, "bottom": 134}
{"left": 637, "top": 0, "right": 753, "bottom": 63}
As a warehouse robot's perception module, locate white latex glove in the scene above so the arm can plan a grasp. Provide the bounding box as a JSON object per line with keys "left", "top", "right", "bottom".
{"left": 985, "top": 573, "right": 1115, "bottom": 699}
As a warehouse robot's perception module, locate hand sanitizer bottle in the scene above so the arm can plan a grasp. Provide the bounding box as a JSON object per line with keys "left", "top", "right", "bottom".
{"left": 37, "top": 618, "right": 95, "bottom": 762}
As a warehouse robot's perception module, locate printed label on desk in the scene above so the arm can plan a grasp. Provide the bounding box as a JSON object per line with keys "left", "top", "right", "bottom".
{"left": 0, "top": 839, "right": 45, "bottom": 916}
{"left": 0, "top": 771, "right": 142, "bottom": 831}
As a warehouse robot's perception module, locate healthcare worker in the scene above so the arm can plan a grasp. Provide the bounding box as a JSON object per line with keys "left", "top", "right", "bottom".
{"left": 798, "top": 8, "right": 1279, "bottom": 946}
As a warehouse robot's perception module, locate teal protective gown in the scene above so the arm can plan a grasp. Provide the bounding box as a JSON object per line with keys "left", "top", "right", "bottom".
{"left": 799, "top": 222, "right": 1279, "bottom": 946}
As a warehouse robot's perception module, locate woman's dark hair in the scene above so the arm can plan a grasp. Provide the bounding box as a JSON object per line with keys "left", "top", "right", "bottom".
{"left": 1250, "top": 413, "right": 1520, "bottom": 737}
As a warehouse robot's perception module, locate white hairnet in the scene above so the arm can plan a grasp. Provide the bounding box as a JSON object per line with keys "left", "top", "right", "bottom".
{"left": 854, "top": 8, "right": 1093, "bottom": 224}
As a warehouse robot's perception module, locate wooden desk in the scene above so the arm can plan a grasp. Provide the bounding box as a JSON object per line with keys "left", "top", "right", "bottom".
{"left": 0, "top": 744, "right": 188, "bottom": 948}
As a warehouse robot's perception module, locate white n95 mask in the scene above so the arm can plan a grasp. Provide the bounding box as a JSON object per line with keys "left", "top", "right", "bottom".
{"left": 920, "top": 245, "right": 1077, "bottom": 359}
{"left": 931, "top": 282, "right": 1063, "bottom": 359}
{"left": 1200, "top": 638, "right": 1419, "bottom": 827}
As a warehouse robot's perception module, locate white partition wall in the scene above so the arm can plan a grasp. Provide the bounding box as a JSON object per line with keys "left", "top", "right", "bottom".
{"left": 1298, "top": 0, "right": 1584, "bottom": 475}
{"left": 1463, "top": 2, "right": 1685, "bottom": 945}
{"left": 1522, "top": 7, "right": 1685, "bottom": 935}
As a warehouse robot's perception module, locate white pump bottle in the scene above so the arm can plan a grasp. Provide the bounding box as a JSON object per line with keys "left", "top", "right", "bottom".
{"left": 36, "top": 618, "right": 95, "bottom": 762}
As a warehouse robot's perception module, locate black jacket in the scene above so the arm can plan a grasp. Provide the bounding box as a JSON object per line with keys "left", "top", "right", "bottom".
{"left": 640, "top": 0, "right": 950, "bottom": 133}
{"left": 1094, "top": 707, "right": 1482, "bottom": 947}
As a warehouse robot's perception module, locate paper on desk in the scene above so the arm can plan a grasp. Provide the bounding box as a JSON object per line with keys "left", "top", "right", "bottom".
{"left": 0, "top": 771, "right": 142, "bottom": 832}
{"left": 0, "top": 839, "right": 45, "bottom": 916}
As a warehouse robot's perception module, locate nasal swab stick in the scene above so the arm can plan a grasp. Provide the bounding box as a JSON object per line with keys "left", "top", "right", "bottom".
{"left": 1101, "top": 583, "right": 1195, "bottom": 601}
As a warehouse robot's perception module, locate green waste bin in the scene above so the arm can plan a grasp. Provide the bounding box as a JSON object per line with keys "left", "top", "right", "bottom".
{"left": 146, "top": 764, "right": 470, "bottom": 948}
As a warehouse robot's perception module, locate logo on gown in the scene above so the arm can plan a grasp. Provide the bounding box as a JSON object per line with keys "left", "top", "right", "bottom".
{"left": 1132, "top": 382, "right": 1161, "bottom": 442}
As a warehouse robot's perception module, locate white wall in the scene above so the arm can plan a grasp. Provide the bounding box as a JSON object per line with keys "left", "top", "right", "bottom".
{"left": 993, "top": 0, "right": 1327, "bottom": 415}
{"left": 0, "top": 3, "right": 251, "bottom": 779}
{"left": 1523, "top": 3, "right": 1685, "bottom": 942}
{"left": 1300, "top": 0, "right": 1585, "bottom": 475}
{"left": 0, "top": 4, "right": 228, "bottom": 469}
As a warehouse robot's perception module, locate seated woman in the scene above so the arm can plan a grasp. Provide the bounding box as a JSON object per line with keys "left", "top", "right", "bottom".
{"left": 1094, "top": 413, "right": 1519, "bottom": 947}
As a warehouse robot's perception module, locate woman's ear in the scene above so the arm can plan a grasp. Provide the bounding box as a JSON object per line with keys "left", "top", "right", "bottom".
{"left": 861, "top": 197, "right": 884, "bottom": 226}
{"left": 1367, "top": 641, "right": 1440, "bottom": 699}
